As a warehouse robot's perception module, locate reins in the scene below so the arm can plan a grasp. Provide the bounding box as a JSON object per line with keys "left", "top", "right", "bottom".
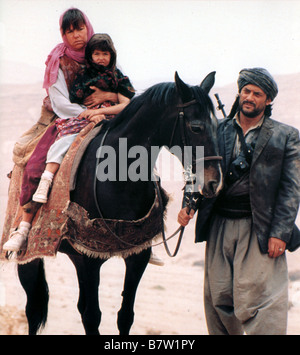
{"left": 93, "top": 128, "right": 147, "bottom": 249}
{"left": 92, "top": 127, "right": 184, "bottom": 252}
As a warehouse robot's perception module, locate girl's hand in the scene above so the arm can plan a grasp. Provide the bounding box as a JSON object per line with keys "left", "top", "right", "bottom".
{"left": 79, "top": 109, "right": 100, "bottom": 119}
{"left": 88, "top": 114, "right": 106, "bottom": 124}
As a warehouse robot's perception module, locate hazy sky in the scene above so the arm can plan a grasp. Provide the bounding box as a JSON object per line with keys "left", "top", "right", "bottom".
{"left": 0, "top": 0, "right": 299, "bottom": 90}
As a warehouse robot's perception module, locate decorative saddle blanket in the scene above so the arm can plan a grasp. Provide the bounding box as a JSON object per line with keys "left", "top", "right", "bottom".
{"left": 0, "top": 122, "right": 167, "bottom": 264}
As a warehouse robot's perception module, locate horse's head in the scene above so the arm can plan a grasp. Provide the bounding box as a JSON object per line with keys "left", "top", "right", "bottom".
{"left": 173, "top": 72, "right": 223, "bottom": 198}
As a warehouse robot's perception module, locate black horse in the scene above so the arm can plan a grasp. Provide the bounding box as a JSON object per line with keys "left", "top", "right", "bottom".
{"left": 17, "top": 72, "right": 222, "bottom": 335}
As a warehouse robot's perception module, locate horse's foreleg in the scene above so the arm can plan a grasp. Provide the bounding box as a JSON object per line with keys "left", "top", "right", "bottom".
{"left": 118, "top": 248, "right": 151, "bottom": 335}
{"left": 18, "top": 258, "right": 49, "bottom": 335}
{"left": 68, "top": 254, "right": 104, "bottom": 335}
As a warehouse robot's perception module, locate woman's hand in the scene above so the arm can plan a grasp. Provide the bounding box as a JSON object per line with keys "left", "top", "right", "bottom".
{"left": 84, "top": 86, "right": 118, "bottom": 108}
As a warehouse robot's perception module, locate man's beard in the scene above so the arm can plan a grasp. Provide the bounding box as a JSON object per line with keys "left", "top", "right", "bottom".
{"left": 239, "top": 101, "right": 264, "bottom": 118}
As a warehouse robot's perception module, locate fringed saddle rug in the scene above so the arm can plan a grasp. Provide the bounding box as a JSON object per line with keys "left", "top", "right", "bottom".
{"left": 0, "top": 122, "right": 167, "bottom": 264}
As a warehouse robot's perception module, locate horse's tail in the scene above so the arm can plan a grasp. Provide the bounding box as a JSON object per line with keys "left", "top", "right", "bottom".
{"left": 18, "top": 258, "right": 49, "bottom": 335}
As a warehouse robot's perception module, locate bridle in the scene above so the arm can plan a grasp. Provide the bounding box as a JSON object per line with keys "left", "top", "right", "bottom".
{"left": 154, "top": 98, "right": 222, "bottom": 257}
{"left": 171, "top": 99, "right": 222, "bottom": 164}
{"left": 92, "top": 98, "right": 222, "bottom": 257}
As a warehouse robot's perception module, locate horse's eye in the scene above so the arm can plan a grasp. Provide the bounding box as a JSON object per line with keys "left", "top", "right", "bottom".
{"left": 189, "top": 122, "right": 205, "bottom": 134}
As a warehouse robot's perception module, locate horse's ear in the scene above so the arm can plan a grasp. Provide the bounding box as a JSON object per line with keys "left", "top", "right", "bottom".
{"left": 175, "top": 71, "right": 193, "bottom": 103}
{"left": 200, "top": 71, "right": 216, "bottom": 94}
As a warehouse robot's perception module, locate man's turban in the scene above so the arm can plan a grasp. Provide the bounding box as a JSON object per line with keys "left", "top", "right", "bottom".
{"left": 238, "top": 68, "right": 278, "bottom": 101}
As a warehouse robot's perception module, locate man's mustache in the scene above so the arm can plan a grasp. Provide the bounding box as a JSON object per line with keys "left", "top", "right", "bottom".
{"left": 242, "top": 100, "right": 256, "bottom": 108}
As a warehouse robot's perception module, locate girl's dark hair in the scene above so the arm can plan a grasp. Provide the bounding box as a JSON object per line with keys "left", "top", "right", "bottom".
{"left": 92, "top": 40, "right": 114, "bottom": 55}
{"left": 61, "top": 8, "right": 86, "bottom": 34}
{"left": 85, "top": 34, "right": 117, "bottom": 70}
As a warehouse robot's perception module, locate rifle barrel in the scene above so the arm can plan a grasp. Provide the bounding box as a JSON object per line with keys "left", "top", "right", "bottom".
{"left": 214, "top": 93, "right": 227, "bottom": 118}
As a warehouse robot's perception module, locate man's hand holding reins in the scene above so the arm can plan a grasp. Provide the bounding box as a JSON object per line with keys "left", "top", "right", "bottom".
{"left": 177, "top": 207, "right": 195, "bottom": 227}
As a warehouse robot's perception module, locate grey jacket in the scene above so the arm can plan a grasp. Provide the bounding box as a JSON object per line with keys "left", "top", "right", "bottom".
{"left": 194, "top": 116, "right": 300, "bottom": 253}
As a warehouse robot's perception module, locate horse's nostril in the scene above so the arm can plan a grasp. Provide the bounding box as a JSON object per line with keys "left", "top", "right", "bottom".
{"left": 209, "top": 180, "right": 218, "bottom": 193}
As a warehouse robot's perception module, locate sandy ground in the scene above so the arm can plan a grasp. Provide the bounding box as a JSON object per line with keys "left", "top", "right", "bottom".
{"left": 0, "top": 76, "right": 299, "bottom": 335}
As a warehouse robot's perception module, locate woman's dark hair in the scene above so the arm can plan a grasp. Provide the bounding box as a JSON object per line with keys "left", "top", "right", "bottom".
{"left": 61, "top": 8, "right": 86, "bottom": 34}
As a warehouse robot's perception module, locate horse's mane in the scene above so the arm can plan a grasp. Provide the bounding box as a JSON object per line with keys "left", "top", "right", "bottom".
{"left": 103, "top": 82, "right": 176, "bottom": 130}
{"left": 103, "top": 81, "right": 215, "bottom": 131}
{"left": 190, "top": 86, "right": 215, "bottom": 114}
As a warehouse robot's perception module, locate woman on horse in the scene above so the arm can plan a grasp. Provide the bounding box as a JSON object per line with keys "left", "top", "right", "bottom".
{"left": 3, "top": 8, "right": 117, "bottom": 252}
{"left": 31, "top": 33, "right": 135, "bottom": 204}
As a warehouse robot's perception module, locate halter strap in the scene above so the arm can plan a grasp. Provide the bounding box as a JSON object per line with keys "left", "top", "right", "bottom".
{"left": 176, "top": 99, "right": 197, "bottom": 108}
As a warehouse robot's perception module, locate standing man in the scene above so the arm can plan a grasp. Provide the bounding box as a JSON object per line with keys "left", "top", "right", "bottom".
{"left": 178, "top": 68, "right": 300, "bottom": 335}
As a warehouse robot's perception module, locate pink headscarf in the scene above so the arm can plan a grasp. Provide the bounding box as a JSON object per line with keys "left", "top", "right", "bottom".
{"left": 43, "top": 8, "right": 94, "bottom": 90}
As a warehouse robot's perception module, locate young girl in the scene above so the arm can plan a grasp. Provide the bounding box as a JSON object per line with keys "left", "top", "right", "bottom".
{"left": 31, "top": 33, "right": 135, "bottom": 204}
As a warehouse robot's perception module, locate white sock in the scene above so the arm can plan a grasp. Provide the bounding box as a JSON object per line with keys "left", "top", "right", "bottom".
{"left": 19, "top": 221, "right": 31, "bottom": 232}
{"left": 41, "top": 170, "right": 54, "bottom": 181}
